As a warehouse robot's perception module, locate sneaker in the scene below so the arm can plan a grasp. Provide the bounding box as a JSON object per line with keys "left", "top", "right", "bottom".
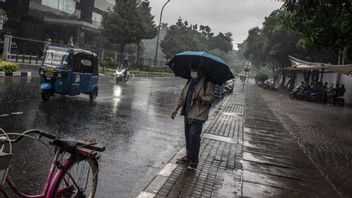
{"left": 176, "top": 156, "right": 190, "bottom": 164}
{"left": 187, "top": 162, "right": 198, "bottom": 170}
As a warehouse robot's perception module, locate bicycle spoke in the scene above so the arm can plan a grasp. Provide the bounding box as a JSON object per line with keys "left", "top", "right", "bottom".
{"left": 54, "top": 157, "right": 98, "bottom": 198}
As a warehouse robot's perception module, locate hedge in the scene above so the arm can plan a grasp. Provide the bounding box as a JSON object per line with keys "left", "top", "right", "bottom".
{"left": 0, "top": 61, "right": 19, "bottom": 72}
{"left": 99, "top": 60, "right": 173, "bottom": 73}
{"left": 99, "top": 59, "right": 119, "bottom": 69}
{"left": 129, "top": 66, "right": 172, "bottom": 73}
{"left": 254, "top": 72, "right": 269, "bottom": 83}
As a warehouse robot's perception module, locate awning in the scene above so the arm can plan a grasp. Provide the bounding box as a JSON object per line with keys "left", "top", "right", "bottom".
{"left": 287, "top": 56, "right": 352, "bottom": 75}
{"left": 43, "top": 17, "right": 101, "bottom": 33}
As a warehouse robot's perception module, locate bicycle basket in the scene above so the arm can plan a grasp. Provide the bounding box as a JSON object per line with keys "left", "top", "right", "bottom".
{"left": 0, "top": 129, "right": 13, "bottom": 185}
{"left": 0, "top": 152, "right": 12, "bottom": 185}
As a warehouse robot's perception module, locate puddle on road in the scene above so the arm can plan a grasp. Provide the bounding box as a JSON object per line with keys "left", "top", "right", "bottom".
{"left": 222, "top": 112, "right": 243, "bottom": 117}
{"left": 215, "top": 171, "right": 239, "bottom": 197}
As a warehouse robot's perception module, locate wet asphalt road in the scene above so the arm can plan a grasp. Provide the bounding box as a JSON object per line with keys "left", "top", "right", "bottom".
{"left": 0, "top": 76, "right": 187, "bottom": 197}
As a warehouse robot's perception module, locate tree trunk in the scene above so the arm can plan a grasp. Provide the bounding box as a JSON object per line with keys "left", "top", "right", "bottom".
{"left": 119, "top": 44, "right": 125, "bottom": 68}
{"left": 136, "top": 41, "right": 141, "bottom": 66}
{"left": 342, "top": 46, "right": 347, "bottom": 65}
{"left": 281, "top": 63, "right": 286, "bottom": 88}
{"left": 337, "top": 48, "right": 341, "bottom": 65}
{"left": 271, "top": 64, "right": 277, "bottom": 86}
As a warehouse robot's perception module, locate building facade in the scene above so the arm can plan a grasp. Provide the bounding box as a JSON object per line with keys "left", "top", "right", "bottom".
{"left": 0, "top": 0, "right": 114, "bottom": 53}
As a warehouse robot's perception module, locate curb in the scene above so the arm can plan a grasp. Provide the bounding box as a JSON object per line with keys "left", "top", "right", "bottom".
{"left": 136, "top": 98, "right": 229, "bottom": 198}
{"left": 136, "top": 149, "right": 185, "bottom": 198}
{"left": 0, "top": 71, "right": 32, "bottom": 77}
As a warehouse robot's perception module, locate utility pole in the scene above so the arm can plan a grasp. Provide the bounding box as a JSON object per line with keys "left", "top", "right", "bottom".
{"left": 154, "top": 0, "right": 170, "bottom": 66}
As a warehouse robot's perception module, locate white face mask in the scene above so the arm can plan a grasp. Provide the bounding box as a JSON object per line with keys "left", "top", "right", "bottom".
{"left": 190, "top": 71, "right": 198, "bottom": 79}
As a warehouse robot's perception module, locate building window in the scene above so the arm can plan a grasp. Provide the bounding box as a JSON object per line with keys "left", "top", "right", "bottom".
{"left": 92, "top": 12, "right": 102, "bottom": 23}
{"left": 106, "top": 0, "right": 115, "bottom": 5}
{"left": 42, "top": 0, "right": 76, "bottom": 15}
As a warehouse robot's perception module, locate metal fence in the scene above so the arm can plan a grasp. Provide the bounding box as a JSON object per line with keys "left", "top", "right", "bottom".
{"left": 1, "top": 35, "right": 167, "bottom": 67}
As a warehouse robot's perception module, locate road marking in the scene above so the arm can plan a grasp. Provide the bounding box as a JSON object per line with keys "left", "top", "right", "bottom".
{"left": 136, "top": 191, "right": 155, "bottom": 198}
{"left": 11, "top": 112, "right": 23, "bottom": 115}
{"left": 0, "top": 112, "right": 24, "bottom": 117}
{"left": 222, "top": 112, "right": 243, "bottom": 117}
{"left": 158, "top": 163, "right": 177, "bottom": 177}
{"left": 202, "top": 133, "right": 237, "bottom": 144}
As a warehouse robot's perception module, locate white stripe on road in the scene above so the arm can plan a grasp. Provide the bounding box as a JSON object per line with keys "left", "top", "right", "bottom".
{"left": 202, "top": 133, "right": 237, "bottom": 144}
{"left": 136, "top": 191, "right": 155, "bottom": 198}
{"left": 158, "top": 163, "right": 177, "bottom": 177}
{"left": 0, "top": 112, "right": 24, "bottom": 117}
{"left": 11, "top": 112, "right": 23, "bottom": 115}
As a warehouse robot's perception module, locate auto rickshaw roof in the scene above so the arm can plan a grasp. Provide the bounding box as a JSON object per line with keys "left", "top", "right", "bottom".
{"left": 46, "top": 45, "right": 97, "bottom": 57}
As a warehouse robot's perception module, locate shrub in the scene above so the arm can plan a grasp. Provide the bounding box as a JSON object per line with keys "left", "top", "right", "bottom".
{"left": 0, "top": 61, "right": 19, "bottom": 72}
{"left": 99, "top": 59, "right": 119, "bottom": 69}
{"left": 130, "top": 65, "right": 172, "bottom": 73}
{"left": 254, "top": 72, "right": 269, "bottom": 83}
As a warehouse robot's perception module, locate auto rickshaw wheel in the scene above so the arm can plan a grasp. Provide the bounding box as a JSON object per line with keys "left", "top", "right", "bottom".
{"left": 41, "top": 90, "right": 51, "bottom": 101}
{"left": 89, "top": 89, "right": 98, "bottom": 101}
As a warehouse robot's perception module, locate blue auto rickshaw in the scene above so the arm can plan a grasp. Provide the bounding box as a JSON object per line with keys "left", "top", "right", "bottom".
{"left": 39, "top": 46, "right": 99, "bottom": 101}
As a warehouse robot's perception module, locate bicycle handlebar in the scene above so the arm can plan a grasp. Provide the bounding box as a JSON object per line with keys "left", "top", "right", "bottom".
{"left": 1, "top": 129, "right": 105, "bottom": 153}
{"left": 10, "top": 129, "right": 57, "bottom": 143}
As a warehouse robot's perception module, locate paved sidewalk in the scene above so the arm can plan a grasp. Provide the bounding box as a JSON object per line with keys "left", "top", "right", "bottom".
{"left": 137, "top": 83, "right": 339, "bottom": 198}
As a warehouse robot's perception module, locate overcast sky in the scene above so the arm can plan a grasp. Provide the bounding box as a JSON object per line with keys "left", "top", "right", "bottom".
{"left": 149, "top": 0, "right": 283, "bottom": 49}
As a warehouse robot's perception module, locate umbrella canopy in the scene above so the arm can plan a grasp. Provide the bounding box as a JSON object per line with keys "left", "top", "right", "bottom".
{"left": 167, "top": 51, "right": 234, "bottom": 84}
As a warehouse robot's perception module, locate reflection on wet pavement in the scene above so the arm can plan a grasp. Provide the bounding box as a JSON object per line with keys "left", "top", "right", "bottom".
{"left": 0, "top": 76, "right": 187, "bottom": 197}
{"left": 261, "top": 87, "right": 352, "bottom": 197}
{"left": 242, "top": 85, "right": 338, "bottom": 197}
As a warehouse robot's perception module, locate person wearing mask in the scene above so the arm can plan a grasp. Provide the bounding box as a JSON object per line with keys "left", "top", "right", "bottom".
{"left": 170, "top": 64, "right": 215, "bottom": 170}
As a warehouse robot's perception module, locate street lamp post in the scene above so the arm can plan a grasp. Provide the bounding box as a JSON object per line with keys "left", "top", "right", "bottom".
{"left": 154, "top": 0, "right": 171, "bottom": 66}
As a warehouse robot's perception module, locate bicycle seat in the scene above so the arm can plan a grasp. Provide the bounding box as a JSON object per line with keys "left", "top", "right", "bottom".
{"left": 51, "top": 139, "right": 77, "bottom": 153}
{"left": 51, "top": 139, "right": 105, "bottom": 153}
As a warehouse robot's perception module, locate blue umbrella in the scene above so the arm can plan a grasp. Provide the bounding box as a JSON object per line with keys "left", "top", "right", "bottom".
{"left": 167, "top": 51, "right": 234, "bottom": 84}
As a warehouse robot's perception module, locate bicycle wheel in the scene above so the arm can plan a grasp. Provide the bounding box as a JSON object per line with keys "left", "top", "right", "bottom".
{"left": 53, "top": 157, "right": 99, "bottom": 198}
{"left": 0, "top": 187, "right": 10, "bottom": 198}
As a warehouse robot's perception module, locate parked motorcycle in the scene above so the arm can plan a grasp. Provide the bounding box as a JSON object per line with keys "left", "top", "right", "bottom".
{"left": 289, "top": 86, "right": 305, "bottom": 99}
{"left": 115, "top": 68, "right": 129, "bottom": 84}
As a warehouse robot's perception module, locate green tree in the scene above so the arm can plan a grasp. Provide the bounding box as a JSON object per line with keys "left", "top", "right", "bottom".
{"left": 261, "top": 10, "right": 301, "bottom": 86}
{"left": 242, "top": 27, "right": 264, "bottom": 69}
{"left": 282, "top": 0, "right": 352, "bottom": 64}
{"left": 160, "top": 19, "right": 233, "bottom": 59}
{"left": 208, "top": 32, "right": 233, "bottom": 53}
{"left": 241, "top": 10, "right": 302, "bottom": 86}
{"left": 135, "top": 0, "right": 157, "bottom": 64}
{"left": 160, "top": 19, "right": 207, "bottom": 59}
{"left": 102, "top": 0, "right": 141, "bottom": 65}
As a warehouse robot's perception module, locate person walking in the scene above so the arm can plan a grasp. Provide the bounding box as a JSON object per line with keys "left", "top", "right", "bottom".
{"left": 171, "top": 64, "right": 215, "bottom": 170}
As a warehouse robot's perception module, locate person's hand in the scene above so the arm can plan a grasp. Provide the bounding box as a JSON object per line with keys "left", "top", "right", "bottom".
{"left": 193, "top": 96, "right": 202, "bottom": 103}
{"left": 170, "top": 109, "right": 178, "bottom": 119}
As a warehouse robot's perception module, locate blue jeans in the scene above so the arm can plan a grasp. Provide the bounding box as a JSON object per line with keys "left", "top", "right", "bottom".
{"left": 184, "top": 117, "right": 203, "bottom": 163}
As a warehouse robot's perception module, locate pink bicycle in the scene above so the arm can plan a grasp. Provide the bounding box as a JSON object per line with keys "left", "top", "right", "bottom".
{"left": 0, "top": 129, "right": 105, "bottom": 198}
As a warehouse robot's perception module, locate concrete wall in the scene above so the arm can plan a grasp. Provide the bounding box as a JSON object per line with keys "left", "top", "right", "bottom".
{"left": 341, "top": 74, "right": 352, "bottom": 104}
{"left": 295, "top": 73, "right": 352, "bottom": 104}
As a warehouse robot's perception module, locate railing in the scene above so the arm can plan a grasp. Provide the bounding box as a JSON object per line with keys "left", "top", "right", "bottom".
{"left": 2, "top": 34, "right": 168, "bottom": 67}
{"left": 8, "top": 54, "right": 43, "bottom": 64}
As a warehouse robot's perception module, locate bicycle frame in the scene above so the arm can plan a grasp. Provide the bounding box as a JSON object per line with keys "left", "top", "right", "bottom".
{"left": 3, "top": 148, "right": 81, "bottom": 198}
